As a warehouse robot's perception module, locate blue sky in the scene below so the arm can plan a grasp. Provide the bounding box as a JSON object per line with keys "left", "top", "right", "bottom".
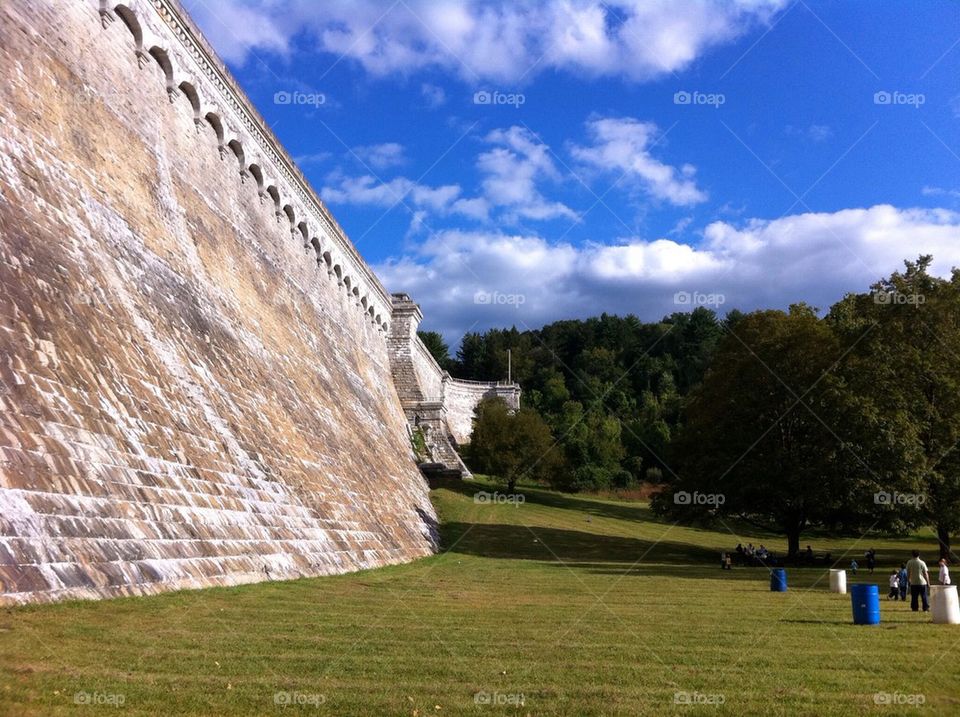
{"left": 183, "top": 0, "right": 960, "bottom": 343}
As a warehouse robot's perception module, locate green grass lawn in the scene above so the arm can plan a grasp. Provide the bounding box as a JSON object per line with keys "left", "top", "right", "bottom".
{"left": 2, "top": 478, "right": 958, "bottom": 715}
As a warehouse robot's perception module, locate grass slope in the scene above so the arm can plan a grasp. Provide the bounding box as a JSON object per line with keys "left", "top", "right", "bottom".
{"left": 1, "top": 478, "right": 958, "bottom": 716}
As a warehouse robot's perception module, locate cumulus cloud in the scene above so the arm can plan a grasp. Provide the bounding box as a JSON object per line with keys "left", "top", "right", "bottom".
{"left": 375, "top": 205, "right": 960, "bottom": 338}
{"left": 351, "top": 142, "right": 407, "bottom": 170}
{"left": 477, "top": 127, "right": 577, "bottom": 222}
{"left": 571, "top": 117, "right": 707, "bottom": 206}
{"left": 322, "top": 174, "right": 459, "bottom": 211}
{"left": 421, "top": 83, "right": 447, "bottom": 108}
{"left": 185, "top": 0, "right": 787, "bottom": 82}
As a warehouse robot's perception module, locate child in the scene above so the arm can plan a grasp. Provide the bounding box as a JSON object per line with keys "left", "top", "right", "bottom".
{"left": 939, "top": 558, "right": 951, "bottom": 585}
{"left": 850, "top": 558, "right": 858, "bottom": 575}
{"left": 888, "top": 570, "right": 900, "bottom": 599}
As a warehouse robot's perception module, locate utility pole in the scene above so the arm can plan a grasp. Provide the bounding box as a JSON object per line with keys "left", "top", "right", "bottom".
{"left": 507, "top": 349, "right": 512, "bottom": 384}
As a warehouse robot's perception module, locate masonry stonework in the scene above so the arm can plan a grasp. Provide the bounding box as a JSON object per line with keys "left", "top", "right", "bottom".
{"left": 0, "top": 0, "right": 442, "bottom": 605}
{"left": 387, "top": 295, "right": 521, "bottom": 475}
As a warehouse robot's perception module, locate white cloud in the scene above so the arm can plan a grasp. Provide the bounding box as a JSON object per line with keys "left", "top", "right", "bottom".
{"left": 351, "top": 143, "right": 407, "bottom": 170}
{"left": 571, "top": 117, "right": 707, "bottom": 206}
{"left": 185, "top": 0, "right": 787, "bottom": 82}
{"left": 477, "top": 126, "right": 577, "bottom": 222}
{"left": 375, "top": 205, "right": 960, "bottom": 338}
{"left": 421, "top": 82, "right": 447, "bottom": 108}
{"left": 785, "top": 124, "right": 833, "bottom": 143}
{"left": 923, "top": 186, "right": 960, "bottom": 200}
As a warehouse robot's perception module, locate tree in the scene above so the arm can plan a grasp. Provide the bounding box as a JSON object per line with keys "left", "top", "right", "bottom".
{"left": 467, "top": 398, "right": 562, "bottom": 491}
{"left": 829, "top": 257, "right": 960, "bottom": 559}
{"left": 655, "top": 306, "right": 888, "bottom": 557}
{"left": 418, "top": 331, "right": 453, "bottom": 372}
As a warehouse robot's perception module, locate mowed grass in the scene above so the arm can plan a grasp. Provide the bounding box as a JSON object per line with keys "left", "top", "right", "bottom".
{"left": 2, "top": 478, "right": 959, "bottom": 716}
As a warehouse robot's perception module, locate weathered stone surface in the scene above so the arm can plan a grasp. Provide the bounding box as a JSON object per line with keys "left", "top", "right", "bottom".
{"left": 0, "top": 0, "right": 437, "bottom": 604}
{"left": 387, "top": 294, "right": 520, "bottom": 473}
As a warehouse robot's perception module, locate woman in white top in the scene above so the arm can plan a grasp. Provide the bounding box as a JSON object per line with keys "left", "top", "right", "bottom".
{"left": 938, "top": 558, "right": 951, "bottom": 585}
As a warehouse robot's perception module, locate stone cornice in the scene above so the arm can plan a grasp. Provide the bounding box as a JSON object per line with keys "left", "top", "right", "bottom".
{"left": 149, "top": 0, "right": 392, "bottom": 317}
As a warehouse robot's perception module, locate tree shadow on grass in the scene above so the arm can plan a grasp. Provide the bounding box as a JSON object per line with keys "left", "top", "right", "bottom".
{"left": 438, "top": 480, "right": 660, "bottom": 524}
{"left": 441, "top": 521, "right": 718, "bottom": 565}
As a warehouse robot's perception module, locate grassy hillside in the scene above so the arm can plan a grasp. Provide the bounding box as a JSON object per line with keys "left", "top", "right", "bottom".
{"left": 1, "top": 478, "right": 956, "bottom": 715}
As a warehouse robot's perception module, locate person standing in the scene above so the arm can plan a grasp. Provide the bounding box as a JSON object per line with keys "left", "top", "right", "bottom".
{"left": 938, "top": 558, "right": 951, "bottom": 585}
{"left": 866, "top": 549, "right": 876, "bottom": 574}
{"left": 898, "top": 563, "right": 909, "bottom": 601}
{"left": 888, "top": 570, "right": 900, "bottom": 600}
{"left": 906, "top": 550, "right": 930, "bottom": 612}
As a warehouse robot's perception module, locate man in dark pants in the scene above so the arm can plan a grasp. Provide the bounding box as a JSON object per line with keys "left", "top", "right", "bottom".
{"left": 906, "top": 550, "right": 930, "bottom": 612}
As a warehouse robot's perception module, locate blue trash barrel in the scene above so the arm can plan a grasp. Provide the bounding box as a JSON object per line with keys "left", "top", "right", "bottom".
{"left": 851, "top": 584, "right": 880, "bottom": 625}
{"left": 770, "top": 568, "right": 787, "bottom": 592}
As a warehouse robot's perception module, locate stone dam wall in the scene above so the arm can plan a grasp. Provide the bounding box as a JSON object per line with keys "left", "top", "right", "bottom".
{"left": 387, "top": 295, "right": 520, "bottom": 470}
{"left": 0, "top": 0, "right": 439, "bottom": 605}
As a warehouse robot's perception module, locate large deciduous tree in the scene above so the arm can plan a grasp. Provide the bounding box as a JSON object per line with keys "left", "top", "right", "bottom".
{"left": 830, "top": 257, "right": 960, "bottom": 559}
{"left": 655, "top": 305, "right": 890, "bottom": 557}
{"left": 467, "top": 398, "right": 561, "bottom": 492}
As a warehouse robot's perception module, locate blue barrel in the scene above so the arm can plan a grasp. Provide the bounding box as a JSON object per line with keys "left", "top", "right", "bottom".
{"left": 770, "top": 568, "right": 787, "bottom": 592}
{"left": 851, "top": 584, "right": 880, "bottom": 625}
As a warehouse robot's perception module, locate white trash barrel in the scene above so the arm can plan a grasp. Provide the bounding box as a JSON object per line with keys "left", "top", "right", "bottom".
{"left": 829, "top": 569, "right": 847, "bottom": 594}
{"left": 930, "top": 585, "right": 960, "bottom": 624}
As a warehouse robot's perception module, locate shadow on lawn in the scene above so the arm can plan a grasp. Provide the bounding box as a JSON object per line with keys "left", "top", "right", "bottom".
{"left": 441, "top": 521, "right": 718, "bottom": 564}
{"left": 439, "top": 480, "right": 661, "bottom": 524}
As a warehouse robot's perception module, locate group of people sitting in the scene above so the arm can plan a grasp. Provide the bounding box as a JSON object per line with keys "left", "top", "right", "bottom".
{"left": 722, "top": 543, "right": 775, "bottom": 568}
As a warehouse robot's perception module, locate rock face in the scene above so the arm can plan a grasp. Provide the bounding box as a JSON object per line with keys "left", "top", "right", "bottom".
{"left": 0, "top": 0, "right": 438, "bottom": 605}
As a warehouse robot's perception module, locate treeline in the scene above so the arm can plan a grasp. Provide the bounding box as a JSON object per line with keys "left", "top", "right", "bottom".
{"left": 420, "top": 306, "right": 732, "bottom": 491}
{"left": 423, "top": 256, "right": 960, "bottom": 559}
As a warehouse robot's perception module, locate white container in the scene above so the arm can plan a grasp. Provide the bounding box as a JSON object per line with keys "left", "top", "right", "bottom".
{"left": 930, "top": 585, "right": 960, "bottom": 624}
{"left": 829, "top": 569, "right": 847, "bottom": 594}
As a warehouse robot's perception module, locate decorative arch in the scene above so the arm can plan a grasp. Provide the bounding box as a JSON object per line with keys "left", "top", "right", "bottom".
{"left": 147, "top": 46, "right": 176, "bottom": 99}
{"left": 266, "top": 185, "right": 282, "bottom": 219}
{"left": 333, "top": 264, "right": 343, "bottom": 285}
{"left": 177, "top": 81, "right": 202, "bottom": 124}
{"left": 227, "top": 139, "right": 248, "bottom": 180}
{"left": 282, "top": 204, "right": 296, "bottom": 231}
{"left": 113, "top": 5, "right": 144, "bottom": 58}
{"left": 296, "top": 221, "right": 309, "bottom": 249}
{"left": 322, "top": 251, "right": 333, "bottom": 276}
{"left": 361, "top": 296, "right": 368, "bottom": 310}
{"left": 204, "top": 112, "right": 225, "bottom": 156}
{"left": 310, "top": 238, "right": 323, "bottom": 265}
{"left": 248, "top": 164, "right": 266, "bottom": 201}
